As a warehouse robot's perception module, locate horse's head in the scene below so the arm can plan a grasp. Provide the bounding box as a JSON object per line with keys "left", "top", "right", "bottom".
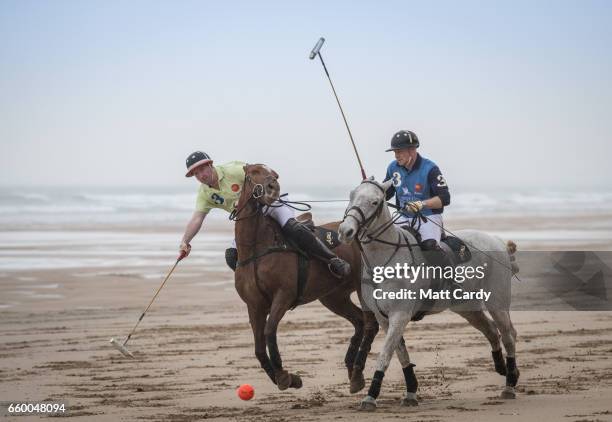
{"left": 339, "top": 177, "right": 393, "bottom": 244}
{"left": 241, "top": 163, "right": 281, "bottom": 206}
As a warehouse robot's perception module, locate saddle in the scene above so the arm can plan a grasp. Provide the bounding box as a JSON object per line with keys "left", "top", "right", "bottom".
{"left": 440, "top": 234, "right": 472, "bottom": 264}
{"left": 399, "top": 226, "right": 472, "bottom": 322}
{"left": 400, "top": 225, "right": 472, "bottom": 265}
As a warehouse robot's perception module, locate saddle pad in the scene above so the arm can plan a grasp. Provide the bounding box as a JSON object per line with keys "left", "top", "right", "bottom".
{"left": 314, "top": 226, "right": 342, "bottom": 249}
{"left": 441, "top": 235, "right": 472, "bottom": 264}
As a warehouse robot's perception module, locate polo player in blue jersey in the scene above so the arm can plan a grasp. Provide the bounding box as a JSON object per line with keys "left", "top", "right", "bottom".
{"left": 383, "top": 130, "right": 452, "bottom": 271}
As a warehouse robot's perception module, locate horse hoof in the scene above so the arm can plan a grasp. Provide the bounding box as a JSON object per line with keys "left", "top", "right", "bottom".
{"left": 400, "top": 398, "right": 419, "bottom": 407}
{"left": 500, "top": 386, "right": 516, "bottom": 400}
{"left": 276, "top": 371, "right": 292, "bottom": 391}
{"left": 350, "top": 370, "right": 365, "bottom": 394}
{"left": 359, "top": 395, "right": 377, "bottom": 411}
{"left": 290, "top": 374, "right": 303, "bottom": 389}
{"left": 400, "top": 393, "right": 418, "bottom": 407}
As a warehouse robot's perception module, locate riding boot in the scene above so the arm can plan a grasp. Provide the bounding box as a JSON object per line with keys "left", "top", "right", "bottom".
{"left": 282, "top": 218, "right": 350, "bottom": 278}
{"left": 420, "top": 239, "right": 462, "bottom": 297}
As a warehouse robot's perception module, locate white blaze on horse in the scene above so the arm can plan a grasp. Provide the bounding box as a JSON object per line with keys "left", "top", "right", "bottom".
{"left": 338, "top": 178, "right": 520, "bottom": 411}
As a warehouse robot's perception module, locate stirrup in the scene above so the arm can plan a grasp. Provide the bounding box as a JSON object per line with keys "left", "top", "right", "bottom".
{"left": 328, "top": 257, "right": 350, "bottom": 278}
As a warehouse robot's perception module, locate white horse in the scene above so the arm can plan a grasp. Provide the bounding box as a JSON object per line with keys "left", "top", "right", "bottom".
{"left": 338, "top": 178, "right": 520, "bottom": 411}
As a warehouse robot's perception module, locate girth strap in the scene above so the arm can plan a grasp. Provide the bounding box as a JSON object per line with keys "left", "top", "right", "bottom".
{"left": 291, "top": 253, "right": 310, "bottom": 310}
{"left": 236, "top": 244, "right": 310, "bottom": 311}
{"left": 236, "top": 245, "right": 292, "bottom": 268}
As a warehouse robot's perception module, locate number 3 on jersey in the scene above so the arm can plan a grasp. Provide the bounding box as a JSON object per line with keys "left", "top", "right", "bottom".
{"left": 211, "top": 193, "right": 224, "bottom": 205}
{"left": 392, "top": 172, "right": 402, "bottom": 187}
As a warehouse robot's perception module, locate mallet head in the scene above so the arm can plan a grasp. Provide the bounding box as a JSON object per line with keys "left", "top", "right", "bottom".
{"left": 309, "top": 37, "right": 325, "bottom": 59}
{"left": 110, "top": 338, "right": 135, "bottom": 358}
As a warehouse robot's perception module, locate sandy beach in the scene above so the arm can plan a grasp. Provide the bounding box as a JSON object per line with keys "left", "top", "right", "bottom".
{"left": 1, "top": 211, "right": 612, "bottom": 421}
{"left": 3, "top": 0, "right": 612, "bottom": 418}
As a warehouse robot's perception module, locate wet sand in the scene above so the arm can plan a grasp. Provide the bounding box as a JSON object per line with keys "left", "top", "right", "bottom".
{"left": 1, "top": 215, "right": 612, "bottom": 421}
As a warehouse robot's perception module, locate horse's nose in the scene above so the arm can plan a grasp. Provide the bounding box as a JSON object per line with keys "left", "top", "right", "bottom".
{"left": 343, "top": 227, "right": 354, "bottom": 240}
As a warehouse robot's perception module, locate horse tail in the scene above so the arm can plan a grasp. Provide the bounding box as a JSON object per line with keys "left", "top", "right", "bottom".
{"left": 506, "top": 240, "right": 519, "bottom": 275}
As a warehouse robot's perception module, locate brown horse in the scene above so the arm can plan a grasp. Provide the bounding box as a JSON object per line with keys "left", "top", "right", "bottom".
{"left": 233, "top": 164, "right": 378, "bottom": 392}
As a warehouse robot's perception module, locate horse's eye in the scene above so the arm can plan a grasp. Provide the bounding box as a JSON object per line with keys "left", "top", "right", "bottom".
{"left": 372, "top": 201, "right": 378, "bottom": 206}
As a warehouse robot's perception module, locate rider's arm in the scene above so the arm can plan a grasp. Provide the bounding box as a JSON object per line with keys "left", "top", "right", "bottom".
{"left": 422, "top": 196, "right": 443, "bottom": 209}
{"left": 180, "top": 210, "right": 208, "bottom": 253}
{"left": 425, "top": 166, "right": 450, "bottom": 209}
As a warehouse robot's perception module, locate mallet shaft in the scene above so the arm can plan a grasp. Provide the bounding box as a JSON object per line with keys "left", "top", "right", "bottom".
{"left": 317, "top": 51, "right": 367, "bottom": 180}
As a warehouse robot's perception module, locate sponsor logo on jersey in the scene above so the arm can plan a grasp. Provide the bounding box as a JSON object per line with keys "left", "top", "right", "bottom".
{"left": 415, "top": 183, "right": 422, "bottom": 192}
{"left": 231, "top": 183, "right": 240, "bottom": 192}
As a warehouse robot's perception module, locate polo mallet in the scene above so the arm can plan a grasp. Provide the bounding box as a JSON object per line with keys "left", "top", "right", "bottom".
{"left": 110, "top": 250, "right": 187, "bottom": 358}
{"left": 309, "top": 37, "right": 367, "bottom": 180}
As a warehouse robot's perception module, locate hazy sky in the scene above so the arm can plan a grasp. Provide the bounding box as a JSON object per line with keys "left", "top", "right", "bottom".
{"left": 1, "top": 0, "right": 611, "bottom": 190}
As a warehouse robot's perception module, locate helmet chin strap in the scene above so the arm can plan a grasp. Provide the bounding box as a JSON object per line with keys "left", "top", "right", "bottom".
{"left": 400, "top": 154, "right": 414, "bottom": 170}
{"left": 210, "top": 167, "right": 219, "bottom": 189}
{"left": 405, "top": 155, "right": 413, "bottom": 167}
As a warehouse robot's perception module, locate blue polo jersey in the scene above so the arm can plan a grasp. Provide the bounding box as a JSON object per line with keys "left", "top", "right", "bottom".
{"left": 383, "top": 154, "right": 450, "bottom": 217}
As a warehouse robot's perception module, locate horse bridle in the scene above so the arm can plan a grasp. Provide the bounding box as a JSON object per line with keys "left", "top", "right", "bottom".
{"left": 343, "top": 181, "right": 384, "bottom": 227}
{"left": 229, "top": 168, "right": 278, "bottom": 222}
{"left": 343, "top": 180, "right": 418, "bottom": 272}
{"left": 342, "top": 180, "right": 400, "bottom": 243}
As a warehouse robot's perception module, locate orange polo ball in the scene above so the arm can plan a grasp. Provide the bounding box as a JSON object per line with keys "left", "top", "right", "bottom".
{"left": 237, "top": 384, "right": 254, "bottom": 401}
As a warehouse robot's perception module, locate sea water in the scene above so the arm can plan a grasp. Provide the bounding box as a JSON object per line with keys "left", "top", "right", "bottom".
{"left": 1, "top": 185, "right": 612, "bottom": 271}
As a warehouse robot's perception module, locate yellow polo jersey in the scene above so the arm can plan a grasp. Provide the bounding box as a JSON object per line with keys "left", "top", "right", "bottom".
{"left": 195, "top": 161, "right": 246, "bottom": 213}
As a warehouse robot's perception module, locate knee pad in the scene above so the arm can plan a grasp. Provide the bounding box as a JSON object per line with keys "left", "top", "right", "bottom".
{"left": 225, "top": 247, "right": 238, "bottom": 271}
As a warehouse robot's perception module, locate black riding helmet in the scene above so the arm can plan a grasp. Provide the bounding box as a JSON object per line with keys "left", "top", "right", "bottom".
{"left": 185, "top": 151, "right": 213, "bottom": 177}
{"left": 385, "top": 130, "right": 419, "bottom": 151}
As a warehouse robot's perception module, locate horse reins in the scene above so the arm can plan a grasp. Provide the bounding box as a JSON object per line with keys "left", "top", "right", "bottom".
{"left": 229, "top": 171, "right": 276, "bottom": 222}
{"left": 343, "top": 180, "right": 419, "bottom": 274}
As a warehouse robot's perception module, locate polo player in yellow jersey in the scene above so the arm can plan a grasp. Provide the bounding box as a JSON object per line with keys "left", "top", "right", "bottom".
{"left": 178, "top": 151, "right": 350, "bottom": 278}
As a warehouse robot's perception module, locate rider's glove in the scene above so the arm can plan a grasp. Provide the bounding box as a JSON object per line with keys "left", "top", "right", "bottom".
{"left": 405, "top": 201, "right": 425, "bottom": 213}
